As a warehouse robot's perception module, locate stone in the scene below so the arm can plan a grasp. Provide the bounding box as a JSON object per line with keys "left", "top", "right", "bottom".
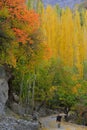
{"left": 0, "top": 116, "right": 39, "bottom": 130}
{"left": 13, "top": 93, "right": 19, "bottom": 103}
{"left": 0, "top": 79, "right": 8, "bottom": 105}
{"left": 0, "top": 103, "right": 5, "bottom": 115}
{"left": 0, "top": 78, "right": 8, "bottom": 115}
{"left": 0, "top": 66, "right": 8, "bottom": 115}
{"left": 10, "top": 103, "right": 26, "bottom": 115}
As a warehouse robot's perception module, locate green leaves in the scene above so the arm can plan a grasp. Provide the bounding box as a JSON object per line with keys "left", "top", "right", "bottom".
{"left": 0, "top": 7, "right": 9, "bottom": 21}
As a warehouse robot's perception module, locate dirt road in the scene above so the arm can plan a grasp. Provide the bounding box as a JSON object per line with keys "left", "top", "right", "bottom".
{"left": 40, "top": 115, "right": 87, "bottom": 130}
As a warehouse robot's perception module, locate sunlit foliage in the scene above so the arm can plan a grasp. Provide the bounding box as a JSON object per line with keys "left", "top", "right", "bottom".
{"left": 41, "top": 5, "right": 87, "bottom": 78}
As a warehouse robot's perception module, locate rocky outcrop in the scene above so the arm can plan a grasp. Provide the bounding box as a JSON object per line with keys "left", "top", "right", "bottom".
{"left": 10, "top": 103, "right": 26, "bottom": 115}
{"left": 0, "top": 116, "right": 39, "bottom": 130}
{"left": 0, "top": 66, "right": 8, "bottom": 115}
{"left": 0, "top": 79, "right": 8, "bottom": 104}
{"left": 0, "top": 66, "right": 39, "bottom": 130}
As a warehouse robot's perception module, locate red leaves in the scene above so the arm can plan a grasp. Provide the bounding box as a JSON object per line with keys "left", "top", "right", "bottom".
{"left": 27, "top": 10, "right": 40, "bottom": 29}
{"left": 0, "top": 0, "right": 40, "bottom": 44}
{"left": 1, "top": 0, "right": 40, "bottom": 27}
{"left": 13, "top": 28, "right": 28, "bottom": 43}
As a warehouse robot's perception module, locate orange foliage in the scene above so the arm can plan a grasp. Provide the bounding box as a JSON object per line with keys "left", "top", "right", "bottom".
{"left": 43, "top": 43, "right": 52, "bottom": 60}
{"left": 0, "top": 0, "right": 40, "bottom": 44}
{"left": 13, "top": 28, "right": 28, "bottom": 43}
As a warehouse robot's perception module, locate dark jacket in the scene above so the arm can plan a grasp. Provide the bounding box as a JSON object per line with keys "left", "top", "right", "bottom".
{"left": 56, "top": 115, "right": 62, "bottom": 122}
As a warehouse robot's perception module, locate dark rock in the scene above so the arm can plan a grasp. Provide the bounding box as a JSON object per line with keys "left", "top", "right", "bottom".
{"left": 0, "top": 66, "right": 6, "bottom": 79}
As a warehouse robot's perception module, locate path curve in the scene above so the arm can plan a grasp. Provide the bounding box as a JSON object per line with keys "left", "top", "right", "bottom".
{"left": 40, "top": 115, "right": 87, "bottom": 130}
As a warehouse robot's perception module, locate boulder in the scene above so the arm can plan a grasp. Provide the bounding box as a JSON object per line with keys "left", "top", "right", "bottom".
{"left": 10, "top": 103, "right": 26, "bottom": 115}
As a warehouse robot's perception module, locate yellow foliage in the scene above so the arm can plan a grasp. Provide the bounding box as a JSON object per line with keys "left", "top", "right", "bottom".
{"left": 72, "top": 87, "right": 77, "bottom": 94}
{"left": 49, "top": 86, "right": 57, "bottom": 93}
{"left": 72, "top": 83, "right": 81, "bottom": 94}
{"left": 41, "top": 6, "right": 87, "bottom": 78}
{"left": 41, "top": 5, "right": 60, "bottom": 57}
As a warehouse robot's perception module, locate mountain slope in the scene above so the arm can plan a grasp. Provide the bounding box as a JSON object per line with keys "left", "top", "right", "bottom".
{"left": 42, "top": 0, "right": 85, "bottom": 8}
{"left": 80, "top": 1, "right": 87, "bottom": 9}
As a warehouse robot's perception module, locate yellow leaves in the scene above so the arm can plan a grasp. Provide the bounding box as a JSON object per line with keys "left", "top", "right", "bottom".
{"left": 48, "top": 86, "right": 57, "bottom": 99}
{"left": 72, "top": 84, "right": 81, "bottom": 94}
{"left": 60, "top": 8, "right": 74, "bottom": 67}
{"left": 10, "top": 54, "right": 16, "bottom": 67}
{"left": 49, "top": 86, "right": 57, "bottom": 93}
{"left": 72, "top": 75, "right": 78, "bottom": 81}
{"left": 0, "top": 7, "right": 9, "bottom": 18}
{"left": 73, "top": 11, "right": 84, "bottom": 78}
{"left": 72, "top": 87, "right": 78, "bottom": 94}
{"left": 5, "top": 42, "right": 19, "bottom": 68}
{"left": 41, "top": 5, "right": 60, "bottom": 58}
{"left": 6, "top": 52, "right": 16, "bottom": 68}
{"left": 41, "top": 6, "right": 87, "bottom": 78}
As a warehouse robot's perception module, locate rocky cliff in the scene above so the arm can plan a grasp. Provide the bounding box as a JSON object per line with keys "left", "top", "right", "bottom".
{"left": 0, "top": 66, "right": 8, "bottom": 115}
{"left": 0, "top": 66, "right": 39, "bottom": 130}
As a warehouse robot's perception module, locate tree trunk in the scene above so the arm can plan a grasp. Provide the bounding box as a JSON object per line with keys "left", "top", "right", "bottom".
{"left": 19, "top": 72, "right": 24, "bottom": 104}
{"left": 32, "top": 72, "right": 36, "bottom": 112}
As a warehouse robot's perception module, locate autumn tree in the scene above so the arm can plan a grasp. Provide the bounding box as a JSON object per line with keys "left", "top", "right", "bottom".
{"left": 39, "top": 5, "right": 87, "bottom": 114}
{"left": 41, "top": 5, "right": 60, "bottom": 58}
{"left": 0, "top": 0, "right": 45, "bottom": 108}
{"left": 0, "top": 0, "right": 41, "bottom": 67}
{"left": 26, "top": 0, "right": 44, "bottom": 14}
{"left": 41, "top": 5, "right": 87, "bottom": 78}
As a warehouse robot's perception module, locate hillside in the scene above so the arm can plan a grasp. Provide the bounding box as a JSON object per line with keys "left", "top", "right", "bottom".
{"left": 42, "top": 0, "right": 85, "bottom": 8}
{"left": 80, "top": 0, "right": 87, "bottom": 8}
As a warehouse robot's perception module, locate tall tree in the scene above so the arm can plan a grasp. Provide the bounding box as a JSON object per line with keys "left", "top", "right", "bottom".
{"left": 0, "top": 0, "right": 41, "bottom": 67}
{"left": 0, "top": 0, "right": 44, "bottom": 107}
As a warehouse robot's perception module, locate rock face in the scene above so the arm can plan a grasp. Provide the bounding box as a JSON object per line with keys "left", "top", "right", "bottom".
{"left": 0, "top": 79, "right": 8, "bottom": 104}
{"left": 0, "top": 66, "right": 39, "bottom": 130}
{"left": 0, "top": 66, "right": 8, "bottom": 115}
{"left": 0, "top": 117, "right": 39, "bottom": 130}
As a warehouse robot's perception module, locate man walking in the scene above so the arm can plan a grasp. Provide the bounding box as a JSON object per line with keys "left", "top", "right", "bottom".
{"left": 56, "top": 114, "right": 62, "bottom": 128}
